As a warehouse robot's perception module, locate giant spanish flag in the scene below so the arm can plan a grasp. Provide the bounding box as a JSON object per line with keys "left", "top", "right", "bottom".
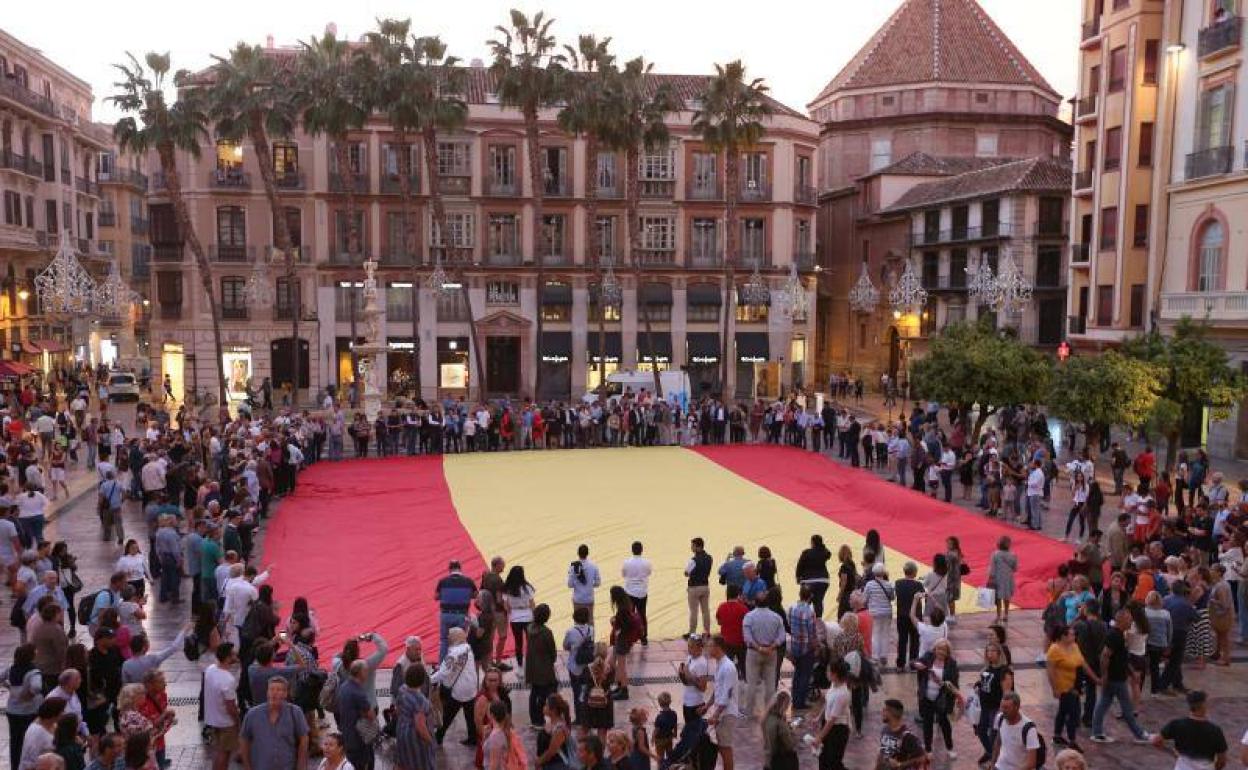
{"left": 262, "top": 445, "right": 1069, "bottom": 659}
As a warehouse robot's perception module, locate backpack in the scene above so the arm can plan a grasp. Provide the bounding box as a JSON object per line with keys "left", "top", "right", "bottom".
{"left": 77, "top": 590, "right": 107, "bottom": 631}
{"left": 572, "top": 627, "right": 595, "bottom": 666}
{"left": 319, "top": 668, "right": 341, "bottom": 712}
{"left": 183, "top": 631, "right": 202, "bottom": 662}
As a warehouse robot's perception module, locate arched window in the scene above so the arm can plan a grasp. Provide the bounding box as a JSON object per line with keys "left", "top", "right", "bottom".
{"left": 1197, "top": 220, "right": 1224, "bottom": 292}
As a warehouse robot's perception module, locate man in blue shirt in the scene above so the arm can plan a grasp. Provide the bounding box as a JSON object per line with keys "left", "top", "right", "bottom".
{"left": 718, "top": 546, "right": 747, "bottom": 593}
{"left": 739, "top": 562, "right": 768, "bottom": 608}
{"left": 567, "top": 544, "right": 601, "bottom": 625}
{"left": 434, "top": 560, "right": 478, "bottom": 661}
{"left": 1161, "top": 580, "right": 1198, "bottom": 693}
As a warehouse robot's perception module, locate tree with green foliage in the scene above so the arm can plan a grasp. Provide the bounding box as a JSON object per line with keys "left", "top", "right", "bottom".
{"left": 1122, "top": 318, "right": 1245, "bottom": 469}
{"left": 1047, "top": 350, "right": 1160, "bottom": 454}
{"left": 909, "top": 321, "right": 1052, "bottom": 442}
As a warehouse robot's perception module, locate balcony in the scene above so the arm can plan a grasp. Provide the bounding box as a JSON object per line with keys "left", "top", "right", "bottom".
{"left": 921, "top": 274, "right": 969, "bottom": 291}
{"left": 1081, "top": 18, "right": 1101, "bottom": 43}
{"left": 1075, "top": 95, "right": 1098, "bottom": 122}
{"left": 635, "top": 248, "right": 677, "bottom": 267}
{"left": 209, "top": 243, "right": 252, "bottom": 262}
{"left": 1035, "top": 221, "right": 1068, "bottom": 239}
{"left": 1068, "top": 315, "right": 1087, "bottom": 335}
{"left": 437, "top": 176, "right": 470, "bottom": 195}
{"left": 379, "top": 249, "right": 419, "bottom": 266}
{"left": 150, "top": 171, "right": 168, "bottom": 192}
{"left": 794, "top": 252, "right": 817, "bottom": 270}
{"left": 911, "top": 224, "right": 1011, "bottom": 246}
{"left": 1199, "top": 16, "right": 1242, "bottom": 59}
{"left": 329, "top": 173, "right": 370, "bottom": 194}
{"left": 739, "top": 181, "right": 772, "bottom": 202}
{"left": 36, "top": 231, "right": 59, "bottom": 248}
{"left": 794, "top": 185, "right": 817, "bottom": 205}
{"left": 1159, "top": 291, "right": 1248, "bottom": 321}
{"left": 484, "top": 252, "right": 522, "bottom": 266}
{"left": 1071, "top": 243, "right": 1090, "bottom": 264}
{"left": 209, "top": 168, "right": 250, "bottom": 189}
{"left": 1, "top": 151, "right": 39, "bottom": 178}
{"left": 739, "top": 251, "right": 772, "bottom": 268}
{"left": 265, "top": 245, "right": 311, "bottom": 263}
{"left": 159, "top": 304, "right": 182, "bottom": 320}
{"left": 98, "top": 168, "right": 148, "bottom": 190}
{"left": 688, "top": 252, "right": 723, "bottom": 269}
{"left": 221, "top": 306, "right": 249, "bottom": 320}
{"left": 1074, "top": 169, "right": 1093, "bottom": 193}
{"left": 130, "top": 216, "right": 149, "bottom": 235}
{"left": 487, "top": 178, "right": 519, "bottom": 197}
{"left": 687, "top": 181, "right": 723, "bottom": 201}
{"left": 543, "top": 177, "right": 572, "bottom": 197}
{"left": 639, "top": 179, "right": 675, "bottom": 199}
{"left": 0, "top": 78, "right": 57, "bottom": 118}
{"left": 153, "top": 244, "right": 183, "bottom": 262}
{"left": 596, "top": 184, "right": 624, "bottom": 200}
{"left": 99, "top": 211, "right": 118, "bottom": 228}
{"left": 60, "top": 168, "right": 70, "bottom": 185}
{"left": 74, "top": 177, "right": 99, "bottom": 196}
{"left": 379, "top": 174, "right": 420, "bottom": 195}
{"left": 1186, "top": 146, "right": 1234, "bottom": 180}
{"left": 538, "top": 252, "right": 570, "bottom": 266}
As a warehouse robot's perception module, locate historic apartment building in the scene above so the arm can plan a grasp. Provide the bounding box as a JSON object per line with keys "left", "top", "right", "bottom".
{"left": 1067, "top": 0, "right": 1165, "bottom": 346}
{"left": 0, "top": 27, "right": 110, "bottom": 369}
{"left": 142, "top": 49, "right": 820, "bottom": 405}
{"left": 96, "top": 144, "right": 152, "bottom": 370}
{"left": 811, "top": 0, "right": 1073, "bottom": 386}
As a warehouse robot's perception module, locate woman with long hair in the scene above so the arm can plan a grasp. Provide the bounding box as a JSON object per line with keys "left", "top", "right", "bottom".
{"left": 115, "top": 540, "right": 151, "bottom": 597}
{"left": 1125, "top": 600, "right": 1151, "bottom": 704}
{"left": 761, "top": 690, "right": 799, "bottom": 770}
{"left": 2, "top": 643, "right": 41, "bottom": 770}
{"left": 1064, "top": 470, "right": 1089, "bottom": 543}
{"left": 912, "top": 638, "right": 959, "bottom": 760}
{"left": 972, "top": 640, "right": 1014, "bottom": 765}
{"left": 945, "top": 537, "right": 965, "bottom": 625}
{"left": 922, "top": 553, "right": 951, "bottom": 619}
{"left": 482, "top": 700, "right": 526, "bottom": 770}
{"left": 50, "top": 542, "right": 81, "bottom": 636}
{"left": 608, "top": 587, "right": 640, "bottom": 699}
{"left": 828, "top": 613, "right": 867, "bottom": 737}
{"left": 535, "top": 693, "right": 576, "bottom": 769}
{"left": 503, "top": 566, "right": 535, "bottom": 668}
{"left": 835, "top": 544, "right": 857, "bottom": 619}
{"left": 473, "top": 668, "right": 511, "bottom": 768}
{"left": 53, "top": 712, "right": 86, "bottom": 770}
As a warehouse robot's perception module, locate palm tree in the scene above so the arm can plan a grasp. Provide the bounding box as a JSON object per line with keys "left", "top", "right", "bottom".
{"left": 206, "top": 42, "right": 302, "bottom": 399}
{"left": 294, "top": 31, "right": 369, "bottom": 378}
{"left": 110, "top": 53, "right": 227, "bottom": 407}
{"left": 611, "top": 57, "right": 679, "bottom": 399}
{"left": 559, "top": 35, "right": 614, "bottom": 397}
{"left": 692, "top": 60, "right": 771, "bottom": 400}
{"left": 488, "top": 9, "right": 564, "bottom": 399}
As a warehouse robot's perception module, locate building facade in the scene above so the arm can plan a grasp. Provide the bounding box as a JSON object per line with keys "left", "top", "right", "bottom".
{"left": 811, "top": 0, "right": 1072, "bottom": 385}
{"left": 143, "top": 52, "right": 820, "bottom": 405}
{"left": 1067, "top": 0, "right": 1165, "bottom": 346}
{"left": 95, "top": 145, "right": 151, "bottom": 370}
{"left": 0, "top": 27, "right": 110, "bottom": 370}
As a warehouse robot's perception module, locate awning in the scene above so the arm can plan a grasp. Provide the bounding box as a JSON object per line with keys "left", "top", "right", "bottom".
{"left": 687, "top": 283, "right": 723, "bottom": 306}
{"left": 437, "top": 336, "right": 470, "bottom": 353}
{"left": 22, "top": 339, "right": 68, "bottom": 355}
{"left": 541, "top": 281, "right": 573, "bottom": 305}
{"left": 687, "top": 333, "right": 721, "bottom": 365}
{"left": 540, "top": 331, "right": 572, "bottom": 364}
{"left": 639, "top": 282, "right": 673, "bottom": 306}
{"left": 0, "top": 360, "right": 35, "bottom": 379}
{"left": 735, "top": 332, "right": 770, "bottom": 363}
{"left": 588, "top": 331, "right": 622, "bottom": 363}
{"left": 637, "top": 333, "right": 673, "bottom": 364}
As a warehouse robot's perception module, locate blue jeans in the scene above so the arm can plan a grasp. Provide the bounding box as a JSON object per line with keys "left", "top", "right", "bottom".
{"left": 158, "top": 554, "right": 181, "bottom": 603}
{"left": 1026, "top": 496, "right": 1044, "bottom": 529}
{"left": 1237, "top": 581, "right": 1248, "bottom": 642}
{"left": 329, "top": 434, "right": 343, "bottom": 461}
{"left": 439, "top": 612, "right": 466, "bottom": 660}
{"left": 18, "top": 515, "right": 44, "bottom": 548}
{"left": 1091, "top": 679, "right": 1145, "bottom": 739}
{"left": 790, "top": 650, "right": 815, "bottom": 709}
{"left": 976, "top": 704, "right": 998, "bottom": 755}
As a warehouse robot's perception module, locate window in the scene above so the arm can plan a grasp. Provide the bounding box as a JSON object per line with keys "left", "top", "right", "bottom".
{"left": 220, "top": 277, "right": 248, "bottom": 318}
{"left": 690, "top": 218, "right": 720, "bottom": 262}
{"left": 982, "top": 199, "right": 1001, "bottom": 236}
{"left": 331, "top": 142, "right": 365, "bottom": 174}
{"left": 691, "top": 152, "right": 718, "bottom": 196}
{"left": 796, "top": 220, "right": 812, "bottom": 256}
{"left": 386, "top": 212, "right": 413, "bottom": 258}
{"left": 595, "top": 215, "right": 617, "bottom": 260}
{"left": 1139, "top": 122, "right": 1154, "bottom": 166}
{"left": 215, "top": 140, "right": 243, "bottom": 172}
{"left": 1096, "top": 285, "right": 1114, "bottom": 326}
{"left": 881, "top": 95, "right": 895, "bottom": 107}
{"left": 431, "top": 213, "right": 475, "bottom": 249}
{"left": 976, "top": 133, "right": 998, "bottom": 158}
{"left": 24, "top": 197, "right": 33, "bottom": 230}
{"left": 436, "top": 142, "right": 471, "bottom": 176}
{"left": 1104, "top": 126, "right": 1122, "bottom": 170}
{"left": 1109, "top": 46, "right": 1127, "bottom": 92}
{"left": 486, "top": 281, "right": 519, "bottom": 306}
{"left": 385, "top": 282, "right": 414, "bottom": 322}
{"left": 1197, "top": 220, "right": 1224, "bottom": 291}
{"left": 273, "top": 143, "right": 299, "bottom": 174}
{"left": 1133, "top": 205, "right": 1149, "bottom": 247}
{"left": 539, "top": 214, "right": 565, "bottom": 258}
{"left": 97, "top": 152, "right": 115, "bottom": 177}
{"left": 2, "top": 191, "right": 21, "bottom": 226}
{"left": 596, "top": 153, "right": 618, "bottom": 194}
{"left": 437, "top": 290, "right": 470, "bottom": 322}
{"left": 640, "top": 216, "right": 675, "bottom": 251}
{"left": 950, "top": 250, "right": 968, "bottom": 288}
{"left": 975, "top": 92, "right": 990, "bottom": 104}
{"left": 45, "top": 200, "right": 57, "bottom": 232}
{"left": 216, "top": 206, "right": 246, "bottom": 248}
{"left": 923, "top": 210, "right": 941, "bottom": 241}
{"left": 489, "top": 145, "right": 516, "bottom": 191}
{"left": 334, "top": 210, "right": 366, "bottom": 255}
{"left": 156, "top": 272, "right": 182, "bottom": 307}
{"left": 589, "top": 285, "right": 623, "bottom": 322}
{"left": 41, "top": 134, "right": 54, "bottom": 181}
{"left": 1129, "top": 284, "right": 1145, "bottom": 327}
{"left": 870, "top": 138, "right": 892, "bottom": 171}
{"left": 334, "top": 282, "right": 364, "bottom": 318}
{"left": 1143, "top": 40, "right": 1159, "bottom": 85}
{"left": 1100, "top": 206, "right": 1118, "bottom": 250}
{"left": 796, "top": 155, "right": 812, "bottom": 191}
{"left": 382, "top": 143, "right": 416, "bottom": 178}
{"left": 276, "top": 207, "right": 302, "bottom": 248}
{"left": 687, "top": 293, "right": 719, "bottom": 323}
{"left": 742, "top": 152, "right": 767, "bottom": 195}
{"left": 487, "top": 214, "right": 519, "bottom": 258}
{"left": 638, "top": 145, "right": 674, "bottom": 180}
{"left": 736, "top": 302, "right": 768, "bottom": 323}
{"left": 277, "top": 277, "right": 301, "bottom": 318}
{"left": 1197, "top": 84, "right": 1235, "bottom": 150}
{"left": 540, "top": 281, "right": 571, "bottom": 322}
{"left": 542, "top": 146, "right": 568, "bottom": 194}
{"left": 741, "top": 219, "right": 766, "bottom": 262}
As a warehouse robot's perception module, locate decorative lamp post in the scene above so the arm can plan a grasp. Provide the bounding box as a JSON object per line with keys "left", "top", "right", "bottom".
{"left": 992, "top": 250, "right": 1033, "bottom": 316}
{"left": 34, "top": 231, "right": 96, "bottom": 317}
{"left": 966, "top": 252, "right": 998, "bottom": 308}
{"left": 887, "top": 257, "right": 927, "bottom": 314}
{"left": 848, "top": 261, "right": 880, "bottom": 313}
{"left": 739, "top": 257, "right": 771, "bottom": 308}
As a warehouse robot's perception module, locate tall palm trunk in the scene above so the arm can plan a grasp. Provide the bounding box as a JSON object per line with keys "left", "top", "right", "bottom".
{"left": 397, "top": 134, "right": 421, "bottom": 398}
{"left": 248, "top": 116, "right": 299, "bottom": 402}
{"left": 586, "top": 138, "right": 607, "bottom": 397}
{"left": 159, "top": 142, "right": 227, "bottom": 409}
{"left": 720, "top": 151, "right": 739, "bottom": 402}
{"left": 625, "top": 146, "right": 663, "bottom": 399}
{"left": 334, "top": 139, "right": 361, "bottom": 378}
{"left": 525, "top": 109, "right": 545, "bottom": 401}
{"left": 423, "top": 128, "right": 485, "bottom": 404}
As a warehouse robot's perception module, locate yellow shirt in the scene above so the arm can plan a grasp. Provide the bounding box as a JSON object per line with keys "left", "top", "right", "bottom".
{"left": 1046, "top": 643, "right": 1085, "bottom": 694}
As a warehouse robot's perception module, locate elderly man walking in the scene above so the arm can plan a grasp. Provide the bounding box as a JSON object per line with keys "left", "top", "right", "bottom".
{"left": 239, "top": 677, "right": 309, "bottom": 770}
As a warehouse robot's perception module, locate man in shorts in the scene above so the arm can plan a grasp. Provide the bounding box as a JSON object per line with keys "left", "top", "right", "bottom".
{"left": 204, "top": 644, "right": 240, "bottom": 770}
{"left": 705, "top": 635, "right": 742, "bottom": 770}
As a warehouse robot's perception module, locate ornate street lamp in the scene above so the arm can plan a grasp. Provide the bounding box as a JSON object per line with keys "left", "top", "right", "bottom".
{"left": 598, "top": 256, "right": 623, "bottom": 308}
{"left": 992, "top": 250, "right": 1033, "bottom": 315}
{"left": 739, "top": 257, "right": 771, "bottom": 308}
{"left": 93, "top": 259, "right": 138, "bottom": 318}
{"left": 848, "top": 261, "right": 880, "bottom": 313}
{"left": 244, "top": 252, "right": 273, "bottom": 309}
{"left": 34, "top": 231, "right": 96, "bottom": 316}
{"left": 966, "top": 252, "right": 998, "bottom": 307}
{"left": 887, "top": 258, "right": 927, "bottom": 313}
{"left": 776, "top": 262, "right": 808, "bottom": 320}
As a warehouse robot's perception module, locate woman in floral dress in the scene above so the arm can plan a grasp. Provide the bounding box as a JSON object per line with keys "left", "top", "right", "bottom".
{"left": 394, "top": 664, "right": 436, "bottom": 770}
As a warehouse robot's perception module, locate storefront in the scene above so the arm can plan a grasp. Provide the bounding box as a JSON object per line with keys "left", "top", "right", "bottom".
{"left": 686, "top": 332, "right": 721, "bottom": 396}
{"left": 789, "top": 335, "right": 807, "bottom": 391}
{"left": 385, "top": 337, "right": 417, "bottom": 395}
{"left": 22, "top": 339, "right": 69, "bottom": 375}
{"left": 637, "top": 332, "right": 672, "bottom": 373}
{"left": 586, "top": 331, "right": 622, "bottom": 393}
{"left": 438, "top": 336, "right": 470, "bottom": 394}
{"left": 538, "top": 331, "right": 572, "bottom": 402}
{"left": 270, "top": 337, "right": 311, "bottom": 392}
{"left": 160, "top": 342, "right": 185, "bottom": 403}
{"left": 222, "top": 345, "right": 253, "bottom": 403}
{"left": 734, "top": 332, "right": 770, "bottom": 400}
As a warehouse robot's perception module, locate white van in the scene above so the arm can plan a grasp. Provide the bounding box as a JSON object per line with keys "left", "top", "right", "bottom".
{"left": 583, "top": 369, "right": 691, "bottom": 405}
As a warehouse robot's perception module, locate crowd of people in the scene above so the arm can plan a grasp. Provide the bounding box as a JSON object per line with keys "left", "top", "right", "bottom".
{"left": 1, "top": 362, "right": 1248, "bottom": 770}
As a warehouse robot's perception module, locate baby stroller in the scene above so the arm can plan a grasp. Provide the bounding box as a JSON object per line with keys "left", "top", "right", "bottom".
{"left": 661, "top": 717, "right": 719, "bottom": 770}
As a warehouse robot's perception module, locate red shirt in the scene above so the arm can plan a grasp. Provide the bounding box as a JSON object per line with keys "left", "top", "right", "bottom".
{"left": 715, "top": 600, "right": 748, "bottom": 646}
{"left": 137, "top": 691, "right": 169, "bottom": 750}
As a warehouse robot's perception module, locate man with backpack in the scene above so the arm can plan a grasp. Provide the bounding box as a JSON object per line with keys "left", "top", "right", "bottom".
{"left": 85, "top": 571, "right": 127, "bottom": 632}
{"left": 877, "top": 698, "right": 928, "bottom": 770}
{"left": 97, "top": 471, "right": 125, "bottom": 545}
{"left": 562, "top": 606, "right": 594, "bottom": 726}
{"left": 992, "top": 692, "right": 1044, "bottom": 770}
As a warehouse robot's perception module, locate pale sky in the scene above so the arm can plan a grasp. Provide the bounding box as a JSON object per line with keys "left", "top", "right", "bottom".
{"left": 5, "top": 0, "right": 1080, "bottom": 124}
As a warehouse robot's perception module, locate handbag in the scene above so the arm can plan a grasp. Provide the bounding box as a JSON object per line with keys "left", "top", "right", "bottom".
{"left": 356, "top": 714, "right": 382, "bottom": 746}
{"left": 976, "top": 587, "right": 996, "bottom": 610}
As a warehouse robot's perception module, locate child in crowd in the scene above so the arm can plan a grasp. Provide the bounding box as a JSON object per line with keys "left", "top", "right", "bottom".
{"left": 653, "top": 691, "right": 677, "bottom": 762}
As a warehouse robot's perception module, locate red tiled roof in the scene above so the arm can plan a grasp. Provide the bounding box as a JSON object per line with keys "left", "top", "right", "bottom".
{"left": 811, "top": 0, "right": 1058, "bottom": 105}
{"left": 869, "top": 152, "right": 1019, "bottom": 178}
{"left": 883, "top": 156, "right": 1072, "bottom": 211}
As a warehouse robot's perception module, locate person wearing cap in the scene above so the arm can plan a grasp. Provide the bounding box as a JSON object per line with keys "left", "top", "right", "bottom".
{"left": 435, "top": 560, "right": 477, "bottom": 661}
{"left": 1152, "top": 690, "right": 1227, "bottom": 770}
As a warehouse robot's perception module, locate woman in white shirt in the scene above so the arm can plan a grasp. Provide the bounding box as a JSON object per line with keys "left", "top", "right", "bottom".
{"left": 1064, "top": 470, "right": 1090, "bottom": 543}
{"left": 15, "top": 485, "right": 49, "bottom": 547}
{"left": 115, "top": 539, "right": 151, "bottom": 597}
{"left": 503, "top": 566, "right": 536, "bottom": 668}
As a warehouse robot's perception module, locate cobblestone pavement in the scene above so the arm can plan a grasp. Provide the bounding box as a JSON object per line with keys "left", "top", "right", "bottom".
{"left": 5, "top": 401, "right": 1248, "bottom": 768}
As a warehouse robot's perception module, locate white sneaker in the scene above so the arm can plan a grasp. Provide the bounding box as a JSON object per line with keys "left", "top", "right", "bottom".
{"left": 1134, "top": 733, "right": 1155, "bottom": 745}
{"left": 947, "top": 750, "right": 958, "bottom": 760}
